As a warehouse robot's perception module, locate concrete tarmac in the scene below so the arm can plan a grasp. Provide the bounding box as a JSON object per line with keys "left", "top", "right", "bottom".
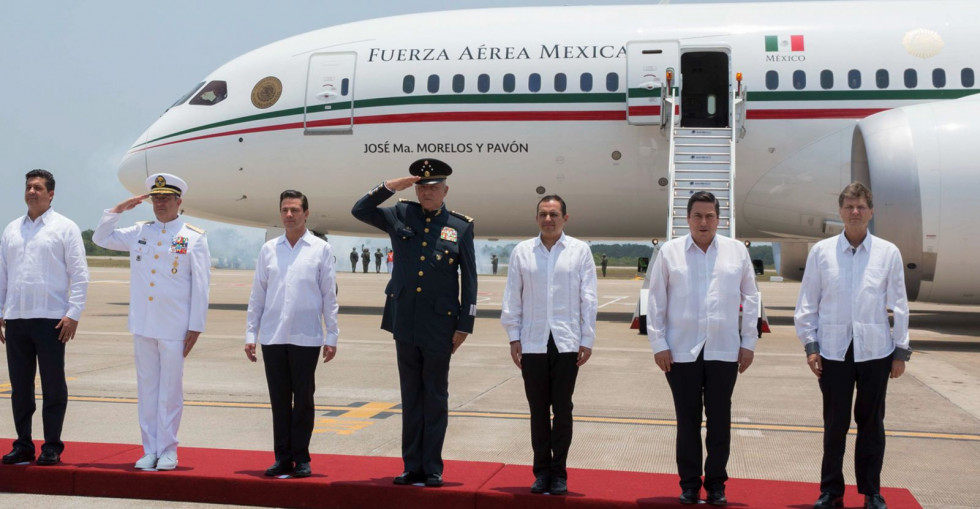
{"left": 2, "top": 268, "right": 979, "bottom": 508}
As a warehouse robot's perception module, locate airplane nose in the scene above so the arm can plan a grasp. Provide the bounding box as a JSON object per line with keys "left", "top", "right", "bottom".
{"left": 118, "top": 128, "right": 150, "bottom": 194}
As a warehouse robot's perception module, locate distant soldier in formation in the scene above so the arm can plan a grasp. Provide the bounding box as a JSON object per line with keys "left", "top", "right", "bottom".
{"left": 352, "top": 158, "right": 477, "bottom": 488}
{"left": 600, "top": 254, "right": 608, "bottom": 277}
{"left": 361, "top": 247, "right": 370, "bottom": 273}
{"left": 795, "top": 182, "right": 910, "bottom": 509}
{"left": 491, "top": 254, "right": 499, "bottom": 275}
{"left": 1, "top": 169, "right": 89, "bottom": 467}
{"left": 93, "top": 173, "right": 211, "bottom": 471}
{"left": 375, "top": 248, "right": 383, "bottom": 273}
{"left": 350, "top": 248, "right": 358, "bottom": 273}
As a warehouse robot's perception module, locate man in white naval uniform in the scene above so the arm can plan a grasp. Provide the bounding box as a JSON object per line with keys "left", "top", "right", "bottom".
{"left": 93, "top": 173, "right": 210, "bottom": 471}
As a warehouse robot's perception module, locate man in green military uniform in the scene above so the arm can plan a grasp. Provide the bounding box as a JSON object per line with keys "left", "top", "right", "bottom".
{"left": 351, "top": 158, "right": 477, "bottom": 488}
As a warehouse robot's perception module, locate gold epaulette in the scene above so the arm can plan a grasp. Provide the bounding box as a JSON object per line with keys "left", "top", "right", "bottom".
{"left": 186, "top": 224, "right": 205, "bottom": 234}
{"left": 137, "top": 220, "right": 154, "bottom": 225}
{"left": 450, "top": 211, "right": 474, "bottom": 223}
{"left": 398, "top": 199, "right": 421, "bottom": 206}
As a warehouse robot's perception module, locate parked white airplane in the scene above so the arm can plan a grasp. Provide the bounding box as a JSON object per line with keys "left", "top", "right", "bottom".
{"left": 118, "top": 0, "right": 980, "bottom": 304}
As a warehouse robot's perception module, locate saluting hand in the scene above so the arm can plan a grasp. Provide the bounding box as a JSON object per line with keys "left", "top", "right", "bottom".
{"left": 385, "top": 176, "right": 421, "bottom": 191}
{"left": 451, "top": 331, "right": 467, "bottom": 354}
{"left": 110, "top": 194, "right": 150, "bottom": 214}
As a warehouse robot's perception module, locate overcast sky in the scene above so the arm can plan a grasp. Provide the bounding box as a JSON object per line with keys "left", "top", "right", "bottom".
{"left": 0, "top": 0, "right": 834, "bottom": 253}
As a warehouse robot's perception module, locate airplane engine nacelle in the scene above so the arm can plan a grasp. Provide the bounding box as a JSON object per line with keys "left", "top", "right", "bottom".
{"left": 852, "top": 94, "right": 980, "bottom": 304}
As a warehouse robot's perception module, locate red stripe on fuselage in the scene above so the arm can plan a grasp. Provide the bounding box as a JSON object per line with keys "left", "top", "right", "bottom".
{"left": 129, "top": 107, "right": 888, "bottom": 154}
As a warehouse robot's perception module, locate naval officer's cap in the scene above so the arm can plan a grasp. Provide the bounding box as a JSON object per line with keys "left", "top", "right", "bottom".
{"left": 409, "top": 158, "right": 452, "bottom": 185}
{"left": 146, "top": 173, "right": 187, "bottom": 197}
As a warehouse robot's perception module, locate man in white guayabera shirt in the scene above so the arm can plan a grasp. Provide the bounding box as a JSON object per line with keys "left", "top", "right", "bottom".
{"left": 245, "top": 189, "right": 339, "bottom": 479}
{"left": 500, "top": 195, "right": 597, "bottom": 497}
{"left": 1, "top": 169, "right": 89, "bottom": 467}
{"left": 647, "top": 191, "right": 760, "bottom": 507}
{"left": 795, "top": 182, "right": 910, "bottom": 509}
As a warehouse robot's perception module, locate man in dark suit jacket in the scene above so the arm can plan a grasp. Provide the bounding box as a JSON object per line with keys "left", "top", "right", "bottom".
{"left": 351, "top": 158, "right": 477, "bottom": 487}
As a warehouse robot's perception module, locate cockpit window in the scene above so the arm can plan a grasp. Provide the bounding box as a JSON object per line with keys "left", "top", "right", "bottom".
{"left": 189, "top": 81, "right": 228, "bottom": 106}
{"left": 170, "top": 81, "right": 205, "bottom": 109}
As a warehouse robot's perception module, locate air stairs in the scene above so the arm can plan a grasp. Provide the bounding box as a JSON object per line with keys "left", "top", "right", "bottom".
{"left": 662, "top": 84, "right": 746, "bottom": 241}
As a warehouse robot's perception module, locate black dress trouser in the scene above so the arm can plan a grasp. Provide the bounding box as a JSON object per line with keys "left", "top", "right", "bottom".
{"left": 396, "top": 341, "right": 451, "bottom": 475}
{"left": 261, "top": 344, "right": 320, "bottom": 463}
{"left": 4, "top": 318, "right": 67, "bottom": 455}
{"left": 521, "top": 335, "right": 580, "bottom": 481}
{"left": 665, "top": 349, "right": 739, "bottom": 491}
{"left": 818, "top": 343, "right": 892, "bottom": 497}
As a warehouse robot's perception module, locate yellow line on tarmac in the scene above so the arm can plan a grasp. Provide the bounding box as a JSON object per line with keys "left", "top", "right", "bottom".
{"left": 3, "top": 393, "right": 978, "bottom": 442}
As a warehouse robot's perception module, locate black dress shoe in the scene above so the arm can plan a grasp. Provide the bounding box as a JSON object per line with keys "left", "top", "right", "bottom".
{"left": 530, "top": 476, "right": 549, "bottom": 494}
{"left": 393, "top": 471, "right": 425, "bottom": 485}
{"left": 292, "top": 462, "right": 311, "bottom": 478}
{"left": 549, "top": 477, "right": 568, "bottom": 495}
{"left": 36, "top": 450, "right": 61, "bottom": 466}
{"left": 679, "top": 488, "right": 700, "bottom": 505}
{"left": 706, "top": 487, "right": 727, "bottom": 506}
{"left": 813, "top": 492, "right": 844, "bottom": 509}
{"left": 425, "top": 473, "right": 444, "bottom": 487}
{"left": 2, "top": 447, "right": 34, "bottom": 464}
{"left": 264, "top": 460, "right": 294, "bottom": 476}
{"left": 864, "top": 494, "right": 887, "bottom": 509}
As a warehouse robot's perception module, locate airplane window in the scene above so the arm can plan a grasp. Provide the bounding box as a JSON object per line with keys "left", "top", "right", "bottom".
{"left": 341, "top": 78, "right": 350, "bottom": 96}
{"left": 963, "top": 68, "right": 975, "bottom": 88}
{"left": 170, "top": 81, "right": 205, "bottom": 109}
{"left": 933, "top": 69, "right": 946, "bottom": 88}
{"left": 820, "top": 70, "right": 833, "bottom": 90}
{"left": 765, "top": 71, "right": 778, "bottom": 90}
{"left": 555, "top": 73, "right": 567, "bottom": 92}
{"left": 904, "top": 69, "right": 918, "bottom": 88}
{"left": 876, "top": 69, "right": 889, "bottom": 89}
{"left": 606, "top": 72, "right": 619, "bottom": 92}
{"left": 529, "top": 73, "right": 541, "bottom": 92}
{"left": 189, "top": 80, "right": 228, "bottom": 106}
{"left": 503, "top": 73, "right": 516, "bottom": 93}
{"left": 580, "top": 73, "right": 593, "bottom": 92}
{"left": 792, "top": 70, "right": 806, "bottom": 90}
{"left": 707, "top": 95, "right": 717, "bottom": 115}
{"left": 403, "top": 75, "right": 415, "bottom": 94}
{"left": 478, "top": 74, "right": 490, "bottom": 93}
{"left": 452, "top": 74, "right": 465, "bottom": 93}
{"left": 848, "top": 70, "right": 861, "bottom": 89}
{"left": 427, "top": 74, "right": 440, "bottom": 93}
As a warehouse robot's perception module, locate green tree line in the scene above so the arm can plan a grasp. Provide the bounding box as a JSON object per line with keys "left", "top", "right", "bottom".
{"left": 82, "top": 229, "right": 127, "bottom": 256}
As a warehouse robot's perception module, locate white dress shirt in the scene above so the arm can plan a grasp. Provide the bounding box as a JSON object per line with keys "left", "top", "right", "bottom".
{"left": 246, "top": 231, "right": 340, "bottom": 347}
{"left": 93, "top": 210, "right": 211, "bottom": 341}
{"left": 500, "top": 233, "right": 598, "bottom": 353}
{"left": 647, "top": 234, "right": 760, "bottom": 362}
{"left": 0, "top": 208, "right": 89, "bottom": 321}
{"left": 794, "top": 233, "right": 910, "bottom": 362}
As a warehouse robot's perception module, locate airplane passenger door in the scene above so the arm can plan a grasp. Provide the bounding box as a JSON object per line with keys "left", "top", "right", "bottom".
{"left": 304, "top": 52, "right": 356, "bottom": 134}
{"left": 626, "top": 41, "right": 679, "bottom": 125}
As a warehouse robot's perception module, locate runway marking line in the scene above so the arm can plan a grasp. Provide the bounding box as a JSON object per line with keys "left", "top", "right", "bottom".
{"left": 3, "top": 393, "right": 978, "bottom": 442}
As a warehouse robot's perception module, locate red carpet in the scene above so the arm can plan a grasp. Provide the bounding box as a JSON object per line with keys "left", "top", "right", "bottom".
{"left": 0, "top": 440, "right": 922, "bottom": 508}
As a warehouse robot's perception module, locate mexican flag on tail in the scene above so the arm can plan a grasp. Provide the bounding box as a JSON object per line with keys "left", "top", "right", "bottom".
{"left": 765, "top": 35, "right": 805, "bottom": 52}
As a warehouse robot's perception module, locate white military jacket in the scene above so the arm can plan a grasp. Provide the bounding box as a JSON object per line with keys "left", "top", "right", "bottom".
{"left": 93, "top": 210, "right": 211, "bottom": 341}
